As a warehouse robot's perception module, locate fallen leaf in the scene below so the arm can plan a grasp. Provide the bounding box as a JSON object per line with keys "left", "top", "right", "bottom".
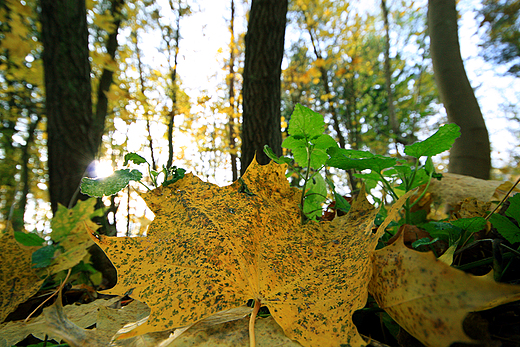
{"left": 43, "top": 291, "right": 112, "bottom": 347}
{"left": 165, "top": 315, "right": 302, "bottom": 347}
{"left": 49, "top": 199, "right": 101, "bottom": 274}
{"left": 91, "top": 160, "right": 410, "bottom": 346}
{"left": 0, "top": 296, "right": 120, "bottom": 346}
{"left": 368, "top": 232, "right": 520, "bottom": 347}
{"left": 428, "top": 173, "right": 504, "bottom": 208}
{"left": 0, "top": 224, "right": 44, "bottom": 322}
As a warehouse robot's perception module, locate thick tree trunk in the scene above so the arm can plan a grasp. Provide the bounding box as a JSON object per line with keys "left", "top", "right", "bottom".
{"left": 40, "top": 0, "right": 101, "bottom": 213}
{"left": 241, "top": 0, "right": 288, "bottom": 174}
{"left": 428, "top": 0, "right": 491, "bottom": 179}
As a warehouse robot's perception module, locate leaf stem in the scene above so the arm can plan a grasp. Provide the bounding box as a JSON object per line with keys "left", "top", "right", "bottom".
{"left": 137, "top": 180, "right": 152, "bottom": 192}
{"left": 378, "top": 172, "right": 398, "bottom": 201}
{"left": 249, "top": 299, "right": 261, "bottom": 347}
{"left": 300, "top": 147, "right": 314, "bottom": 224}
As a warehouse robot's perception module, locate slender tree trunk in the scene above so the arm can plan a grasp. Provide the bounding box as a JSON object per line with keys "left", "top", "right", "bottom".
{"left": 166, "top": 0, "right": 181, "bottom": 169}
{"left": 134, "top": 31, "right": 157, "bottom": 170}
{"left": 40, "top": 0, "right": 99, "bottom": 213}
{"left": 17, "top": 114, "right": 42, "bottom": 229}
{"left": 305, "top": 18, "right": 347, "bottom": 150}
{"left": 381, "top": 0, "right": 398, "bottom": 142}
{"left": 428, "top": 0, "right": 491, "bottom": 179}
{"left": 228, "top": 0, "right": 238, "bottom": 181}
{"left": 241, "top": 0, "right": 288, "bottom": 174}
{"left": 94, "top": 0, "right": 124, "bottom": 140}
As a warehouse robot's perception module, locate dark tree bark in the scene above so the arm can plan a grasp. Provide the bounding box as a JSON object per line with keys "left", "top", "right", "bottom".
{"left": 241, "top": 0, "right": 288, "bottom": 175}
{"left": 40, "top": 0, "right": 101, "bottom": 213}
{"left": 428, "top": 0, "right": 491, "bottom": 179}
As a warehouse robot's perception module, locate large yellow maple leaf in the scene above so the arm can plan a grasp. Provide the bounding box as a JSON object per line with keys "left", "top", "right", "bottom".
{"left": 91, "top": 160, "right": 406, "bottom": 346}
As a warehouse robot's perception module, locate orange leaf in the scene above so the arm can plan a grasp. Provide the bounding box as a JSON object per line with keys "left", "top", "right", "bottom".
{"left": 369, "top": 232, "right": 520, "bottom": 347}
{"left": 91, "top": 160, "right": 409, "bottom": 346}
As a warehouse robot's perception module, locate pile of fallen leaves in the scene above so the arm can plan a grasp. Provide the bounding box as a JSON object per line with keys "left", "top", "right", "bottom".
{"left": 2, "top": 160, "right": 520, "bottom": 347}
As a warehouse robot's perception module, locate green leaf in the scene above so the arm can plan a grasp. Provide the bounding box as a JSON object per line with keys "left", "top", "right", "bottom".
{"left": 312, "top": 134, "right": 338, "bottom": 150}
{"left": 303, "top": 173, "right": 327, "bottom": 220}
{"left": 451, "top": 217, "right": 487, "bottom": 234}
{"left": 263, "top": 145, "right": 292, "bottom": 165}
{"left": 412, "top": 237, "right": 439, "bottom": 249}
{"left": 163, "top": 167, "right": 186, "bottom": 186}
{"left": 404, "top": 124, "right": 461, "bottom": 158}
{"left": 422, "top": 221, "right": 462, "bottom": 242}
{"left": 326, "top": 178, "right": 351, "bottom": 214}
{"left": 282, "top": 136, "right": 307, "bottom": 151}
{"left": 32, "top": 244, "right": 59, "bottom": 268}
{"left": 80, "top": 169, "right": 143, "bottom": 197}
{"left": 124, "top": 152, "right": 148, "bottom": 166}
{"left": 288, "top": 104, "right": 325, "bottom": 138}
{"left": 328, "top": 153, "right": 397, "bottom": 172}
{"left": 283, "top": 140, "right": 320, "bottom": 169}
{"left": 424, "top": 157, "right": 435, "bottom": 174}
{"left": 505, "top": 193, "right": 520, "bottom": 225}
{"left": 397, "top": 168, "right": 430, "bottom": 191}
{"left": 14, "top": 231, "right": 45, "bottom": 247}
{"left": 327, "top": 147, "right": 374, "bottom": 159}
{"left": 490, "top": 213, "right": 520, "bottom": 243}
{"left": 353, "top": 172, "right": 383, "bottom": 182}
{"left": 334, "top": 193, "right": 351, "bottom": 214}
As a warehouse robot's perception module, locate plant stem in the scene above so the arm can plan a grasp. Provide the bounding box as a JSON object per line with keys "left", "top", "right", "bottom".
{"left": 408, "top": 169, "right": 433, "bottom": 210}
{"left": 249, "top": 299, "right": 261, "bottom": 347}
{"left": 300, "top": 146, "right": 313, "bottom": 224}
{"left": 378, "top": 172, "right": 399, "bottom": 201}
{"left": 138, "top": 180, "right": 152, "bottom": 192}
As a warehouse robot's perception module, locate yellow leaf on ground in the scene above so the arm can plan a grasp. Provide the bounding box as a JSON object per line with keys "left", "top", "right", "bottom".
{"left": 0, "top": 224, "right": 44, "bottom": 323}
{"left": 91, "top": 160, "right": 409, "bottom": 346}
{"left": 368, "top": 232, "right": 520, "bottom": 347}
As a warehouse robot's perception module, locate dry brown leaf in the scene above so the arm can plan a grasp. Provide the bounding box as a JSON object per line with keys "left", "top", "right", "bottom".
{"left": 0, "top": 297, "right": 120, "bottom": 346}
{"left": 429, "top": 173, "right": 503, "bottom": 208}
{"left": 165, "top": 315, "right": 302, "bottom": 347}
{"left": 91, "top": 160, "right": 410, "bottom": 346}
{"left": 369, "top": 232, "right": 520, "bottom": 347}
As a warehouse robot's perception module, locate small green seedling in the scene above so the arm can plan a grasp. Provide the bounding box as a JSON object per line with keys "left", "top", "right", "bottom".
{"left": 266, "top": 103, "right": 461, "bottom": 226}
{"left": 80, "top": 153, "right": 185, "bottom": 198}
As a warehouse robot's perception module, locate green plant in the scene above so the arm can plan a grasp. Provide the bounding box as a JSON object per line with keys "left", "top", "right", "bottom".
{"left": 266, "top": 103, "right": 461, "bottom": 225}
{"left": 80, "top": 153, "right": 186, "bottom": 198}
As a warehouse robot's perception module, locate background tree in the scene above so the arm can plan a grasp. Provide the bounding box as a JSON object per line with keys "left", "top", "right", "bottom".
{"left": 428, "top": 0, "right": 491, "bottom": 179}
{"left": 284, "top": 0, "right": 439, "bottom": 190}
{"left": 40, "top": 0, "right": 105, "bottom": 213}
{"left": 0, "top": 0, "right": 47, "bottom": 231}
{"left": 479, "top": 0, "right": 520, "bottom": 77}
{"left": 241, "top": 0, "right": 288, "bottom": 174}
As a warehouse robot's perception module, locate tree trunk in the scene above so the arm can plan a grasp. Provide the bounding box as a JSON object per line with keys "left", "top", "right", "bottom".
{"left": 94, "top": 0, "right": 124, "bottom": 143}
{"left": 428, "top": 0, "right": 491, "bottom": 179}
{"left": 40, "top": 0, "right": 101, "bottom": 213}
{"left": 381, "top": 0, "right": 398, "bottom": 141}
{"left": 241, "top": 0, "right": 288, "bottom": 174}
{"left": 228, "top": 0, "right": 238, "bottom": 181}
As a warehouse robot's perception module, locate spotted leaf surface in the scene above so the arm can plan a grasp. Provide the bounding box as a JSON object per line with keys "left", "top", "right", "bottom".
{"left": 0, "top": 224, "right": 44, "bottom": 322}
{"left": 91, "top": 159, "right": 409, "bottom": 346}
{"left": 368, "top": 232, "right": 520, "bottom": 347}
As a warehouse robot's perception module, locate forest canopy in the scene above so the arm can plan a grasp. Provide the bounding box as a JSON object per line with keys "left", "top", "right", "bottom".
{"left": 0, "top": 0, "right": 518, "bottom": 236}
